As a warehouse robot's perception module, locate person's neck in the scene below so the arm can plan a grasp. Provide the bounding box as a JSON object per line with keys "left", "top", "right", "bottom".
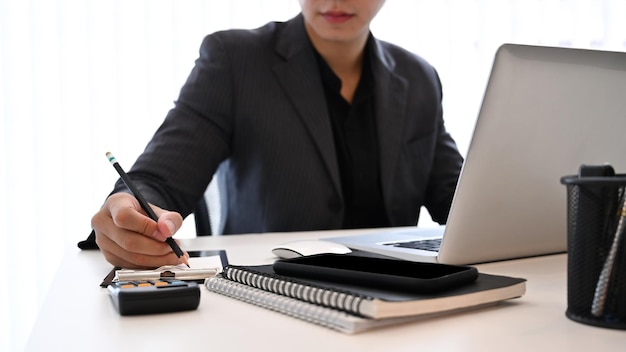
{"left": 316, "top": 40, "right": 365, "bottom": 77}
{"left": 308, "top": 33, "right": 369, "bottom": 103}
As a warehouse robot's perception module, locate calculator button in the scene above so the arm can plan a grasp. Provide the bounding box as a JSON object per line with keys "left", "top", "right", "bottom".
{"left": 160, "top": 280, "right": 187, "bottom": 288}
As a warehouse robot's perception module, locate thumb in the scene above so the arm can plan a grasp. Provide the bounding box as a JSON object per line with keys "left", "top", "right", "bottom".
{"left": 153, "top": 210, "right": 183, "bottom": 241}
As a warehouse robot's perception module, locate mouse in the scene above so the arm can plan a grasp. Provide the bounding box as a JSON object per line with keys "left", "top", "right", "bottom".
{"left": 271, "top": 239, "right": 352, "bottom": 259}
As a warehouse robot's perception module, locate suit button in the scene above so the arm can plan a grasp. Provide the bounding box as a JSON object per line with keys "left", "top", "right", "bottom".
{"left": 328, "top": 197, "right": 342, "bottom": 211}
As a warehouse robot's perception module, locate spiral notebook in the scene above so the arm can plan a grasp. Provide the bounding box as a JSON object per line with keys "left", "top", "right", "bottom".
{"left": 204, "top": 264, "right": 526, "bottom": 333}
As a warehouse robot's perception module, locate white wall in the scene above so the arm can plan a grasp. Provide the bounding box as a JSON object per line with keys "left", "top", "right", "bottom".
{"left": 1, "top": 1, "right": 625, "bottom": 350}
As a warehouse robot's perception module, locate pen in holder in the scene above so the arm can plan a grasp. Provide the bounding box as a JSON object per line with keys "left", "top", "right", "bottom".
{"left": 561, "top": 165, "right": 626, "bottom": 329}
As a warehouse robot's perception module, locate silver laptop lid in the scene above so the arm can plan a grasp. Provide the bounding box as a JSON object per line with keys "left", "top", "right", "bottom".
{"left": 439, "top": 44, "right": 626, "bottom": 264}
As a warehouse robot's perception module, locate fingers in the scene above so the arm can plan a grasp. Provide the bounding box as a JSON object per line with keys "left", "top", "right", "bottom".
{"left": 96, "top": 231, "right": 184, "bottom": 269}
{"left": 91, "top": 193, "right": 186, "bottom": 268}
{"left": 107, "top": 194, "right": 158, "bottom": 237}
{"left": 106, "top": 194, "right": 183, "bottom": 241}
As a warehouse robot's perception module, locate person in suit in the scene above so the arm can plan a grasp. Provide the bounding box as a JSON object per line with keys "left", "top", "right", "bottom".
{"left": 91, "top": 0, "right": 464, "bottom": 268}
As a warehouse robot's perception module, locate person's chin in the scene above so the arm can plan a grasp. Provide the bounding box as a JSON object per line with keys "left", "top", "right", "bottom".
{"left": 315, "top": 26, "right": 361, "bottom": 43}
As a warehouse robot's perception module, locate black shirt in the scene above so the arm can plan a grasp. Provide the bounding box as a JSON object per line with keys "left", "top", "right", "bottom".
{"left": 314, "top": 40, "right": 390, "bottom": 229}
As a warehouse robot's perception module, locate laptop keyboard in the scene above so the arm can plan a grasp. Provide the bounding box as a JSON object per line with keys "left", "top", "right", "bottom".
{"left": 383, "top": 238, "right": 442, "bottom": 252}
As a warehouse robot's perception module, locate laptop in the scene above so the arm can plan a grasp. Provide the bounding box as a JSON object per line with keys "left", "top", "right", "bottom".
{"left": 328, "top": 43, "right": 626, "bottom": 265}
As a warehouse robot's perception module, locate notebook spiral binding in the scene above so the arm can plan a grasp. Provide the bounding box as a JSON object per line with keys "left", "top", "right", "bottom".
{"left": 223, "top": 266, "right": 370, "bottom": 316}
{"left": 205, "top": 275, "right": 360, "bottom": 333}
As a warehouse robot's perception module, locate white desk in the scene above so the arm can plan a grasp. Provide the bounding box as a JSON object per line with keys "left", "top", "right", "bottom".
{"left": 26, "top": 228, "right": 624, "bottom": 352}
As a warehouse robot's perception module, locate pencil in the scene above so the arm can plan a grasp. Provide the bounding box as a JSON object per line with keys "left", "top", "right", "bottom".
{"left": 105, "top": 152, "right": 190, "bottom": 268}
{"left": 591, "top": 188, "right": 626, "bottom": 317}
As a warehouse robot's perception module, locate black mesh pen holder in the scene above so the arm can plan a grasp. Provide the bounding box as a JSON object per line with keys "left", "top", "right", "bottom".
{"left": 561, "top": 169, "right": 626, "bottom": 329}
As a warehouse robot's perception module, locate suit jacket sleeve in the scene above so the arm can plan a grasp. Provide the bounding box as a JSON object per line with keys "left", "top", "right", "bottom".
{"left": 112, "top": 33, "right": 235, "bottom": 218}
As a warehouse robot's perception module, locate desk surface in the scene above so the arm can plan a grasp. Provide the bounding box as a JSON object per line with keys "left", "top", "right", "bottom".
{"left": 26, "top": 228, "right": 624, "bottom": 352}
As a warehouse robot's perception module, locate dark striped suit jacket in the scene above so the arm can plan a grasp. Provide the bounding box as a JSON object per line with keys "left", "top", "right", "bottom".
{"left": 118, "top": 14, "right": 464, "bottom": 235}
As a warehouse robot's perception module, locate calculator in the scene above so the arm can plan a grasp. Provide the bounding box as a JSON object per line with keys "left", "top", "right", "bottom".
{"left": 107, "top": 279, "right": 201, "bottom": 315}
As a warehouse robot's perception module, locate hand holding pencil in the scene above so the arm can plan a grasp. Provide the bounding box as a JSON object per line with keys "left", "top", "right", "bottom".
{"left": 90, "top": 153, "right": 190, "bottom": 269}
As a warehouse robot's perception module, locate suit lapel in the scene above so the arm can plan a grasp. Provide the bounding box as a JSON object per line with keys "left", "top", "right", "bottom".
{"left": 371, "top": 41, "right": 409, "bottom": 202}
{"left": 272, "top": 15, "right": 342, "bottom": 196}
